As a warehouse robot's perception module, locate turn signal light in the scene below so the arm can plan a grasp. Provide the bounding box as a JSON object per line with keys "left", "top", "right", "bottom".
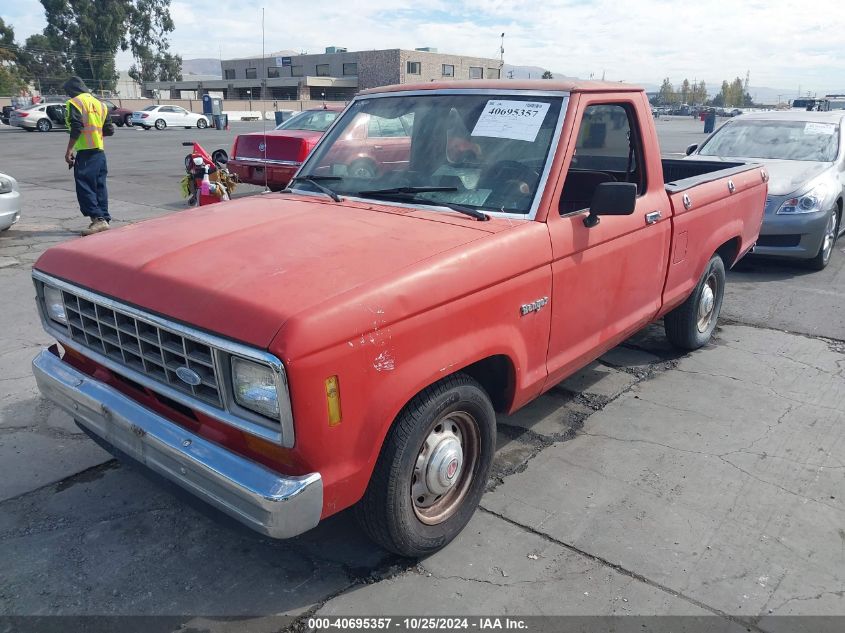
{"left": 325, "top": 376, "right": 342, "bottom": 426}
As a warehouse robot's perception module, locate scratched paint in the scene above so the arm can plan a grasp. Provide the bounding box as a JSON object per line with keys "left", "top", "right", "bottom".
{"left": 373, "top": 350, "right": 396, "bottom": 372}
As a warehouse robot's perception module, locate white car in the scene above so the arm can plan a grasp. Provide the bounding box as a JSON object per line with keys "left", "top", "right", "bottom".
{"left": 0, "top": 173, "right": 21, "bottom": 232}
{"left": 131, "top": 105, "right": 210, "bottom": 131}
{"left": 9, "top": 103, "right": 67, "bottom": 132}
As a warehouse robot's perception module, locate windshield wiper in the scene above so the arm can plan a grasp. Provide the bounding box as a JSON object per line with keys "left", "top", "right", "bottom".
{"left": 288, "top": 175, "right": 343, "bottom": 202}
{"left": 357, "top": 186, "right": 458, "bottom": 195}
{"left": 355, "top": 188, "right": 489, "bottom": 221}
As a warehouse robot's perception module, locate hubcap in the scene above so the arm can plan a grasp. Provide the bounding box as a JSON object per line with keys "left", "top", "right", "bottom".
{"left": 697, "top": 275, "right": 718, "bottom": 333}
{"left": 821, "top": 212, "right": 837, "bottom": 262}
{"left": 411, "top": 411, "right": 479, "bottom": 525}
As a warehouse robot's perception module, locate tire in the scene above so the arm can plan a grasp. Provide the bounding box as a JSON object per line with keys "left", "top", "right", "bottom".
{"left": 196, "top": 118, "right": 208, "bottom": 129}
{"left": 806, "top": 208, "right": 839, "bottom": 271}
{"left": 154, "top": 118, "right": 166, "bottom": 130}
{"left": 355, "top": 373, "right": 496, "bottom": 557}
{"left": 348, "top": 159, "right": 377, "bottom": 179}
{"left": 24, "top": 127, "right": 35, "bottom": 132}
{"left": 36, "top": 119, "right": 52, "bottom": 132}
{"left": 665, "top": 254, "right": 726, "bottom": 350}
{"left": 124, "top": 114, "right": 133, "bottom": 127}
{"left": 142, "top": 126, "right": 150, "bottom": 130}
{"left": 114, "top": 118, "right": 124, "bottom": 127}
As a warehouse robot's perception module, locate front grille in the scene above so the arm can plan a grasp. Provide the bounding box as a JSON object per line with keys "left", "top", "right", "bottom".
{"left": 757, "top": 234, "right": 801, "bottom": 248}
{"left": 60, "top": 290, "right": 223, "bottom": 407}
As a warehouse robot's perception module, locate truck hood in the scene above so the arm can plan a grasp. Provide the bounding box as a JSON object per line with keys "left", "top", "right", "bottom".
{"left": 692, "top": 155, "right": 833, "bottom": 196}
{"left": 34, "top": 195, "right": 500, "bottom": 349}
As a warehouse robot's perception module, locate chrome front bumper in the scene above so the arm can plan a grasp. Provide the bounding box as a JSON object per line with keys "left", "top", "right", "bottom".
{"left": 32, "top": 348, "right": 323, "bottom": 539}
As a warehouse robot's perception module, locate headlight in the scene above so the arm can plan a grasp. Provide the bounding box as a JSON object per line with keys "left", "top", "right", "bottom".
{"left": 43, "top": 285, "right": 68, "bottom": 325}
{"left": 231, "top": 357, "right": 280, "bottom": 419}
{"left": 0, "top": 176, "right": 14, "bottom": 194}
{"left": 777, "top": 182, "right": 830, "bottom": 214}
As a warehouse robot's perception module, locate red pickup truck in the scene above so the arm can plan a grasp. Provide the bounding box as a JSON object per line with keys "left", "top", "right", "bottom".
{"left": 31, "top": 81, "right": 767, "bottom": 557}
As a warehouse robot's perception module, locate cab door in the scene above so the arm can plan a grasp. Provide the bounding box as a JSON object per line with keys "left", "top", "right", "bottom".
{"left": 544, "top": 94, "right": 672, "bottom": 387}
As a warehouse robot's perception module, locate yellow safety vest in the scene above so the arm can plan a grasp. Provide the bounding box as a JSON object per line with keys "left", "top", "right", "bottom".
{"left": 65, "top": 93, "right": 108, "bottom": 151}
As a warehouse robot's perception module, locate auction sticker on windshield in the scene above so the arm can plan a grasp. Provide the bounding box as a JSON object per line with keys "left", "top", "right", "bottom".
{"left": 804, "top": 122, "right": 836, "bottom": 135}
{"left": 471, "top": 100, "right": 551, "bottom": 142}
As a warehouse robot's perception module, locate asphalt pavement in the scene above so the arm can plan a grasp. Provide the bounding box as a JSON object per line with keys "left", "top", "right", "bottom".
{"left": 0, "top": 116, "right": 843, "bottom": 631}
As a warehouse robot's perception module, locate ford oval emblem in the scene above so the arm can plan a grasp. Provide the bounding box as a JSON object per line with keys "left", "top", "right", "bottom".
{"left": 175, "top": 366, "right": 202, "bottom": 386}
{"left": 258, "top": 142, "right": 265, "bottom": 152}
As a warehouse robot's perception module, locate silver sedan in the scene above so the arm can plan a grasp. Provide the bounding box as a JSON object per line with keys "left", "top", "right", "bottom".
{"left": 686, "top": 111, "right": 845, "bottom": 270}
{"left": 0, "top": 173, "right": 21, "bottom": 231}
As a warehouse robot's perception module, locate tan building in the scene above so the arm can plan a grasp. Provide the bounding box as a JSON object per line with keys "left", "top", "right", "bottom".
{"left": 144, "top": 47, "right": 503, "bottom": 102}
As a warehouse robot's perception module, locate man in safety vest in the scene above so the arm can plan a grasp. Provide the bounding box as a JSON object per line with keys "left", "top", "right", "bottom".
{"left": 62, "top": 76, "right": 115, "bottom": 236}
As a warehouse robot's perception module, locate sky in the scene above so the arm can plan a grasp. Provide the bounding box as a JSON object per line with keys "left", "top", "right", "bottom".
{"left": 5, "top": 0, "right": 845, "bottom": 94}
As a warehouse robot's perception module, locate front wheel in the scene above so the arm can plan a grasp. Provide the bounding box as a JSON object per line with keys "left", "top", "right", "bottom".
{"left": 807, "top": 208, "right": 839, "bottom": 271}
{"left": 665, "top": 254, "right": 726, "bottom": 350}
{"left": 196, "top": 118, "right": 208, "bottom": 129}
{"left": 124, "top": 114, "right": 133, "bottom": 127}
{"left": 154, "top": 118, "right": 166, "bottom": 130}
{"left": 355, "top": 374, "right": 496, "bottom": 557}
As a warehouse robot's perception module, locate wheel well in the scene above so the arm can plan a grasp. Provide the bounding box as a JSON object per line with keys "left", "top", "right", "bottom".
{"left": 715, "top": 237, "right": 741, "bottom": 268}
{"left": 458, "top": 355, "right": 515, "bottom": 412}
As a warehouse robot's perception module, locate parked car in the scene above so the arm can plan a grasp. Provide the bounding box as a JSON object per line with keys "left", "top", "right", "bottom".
{"left": 101, "top": 99, "right": 135, "bottom": 127}
{"left": 0, "top": 172, "right": 21, "bottom": 231}
{"left": 31, "top": 80, "right": 766, "bottom": 557}
{"left": 10, "top": 103, "right": 68, "bottom": 132}
{"left": 229, "top": 105, "right": 344, "bottom": 189}
{"left": 686, "top": 110, "right": 845, "bottom": 269}
{"left": 131, "top": 105, "right": 210, "bottom": 130}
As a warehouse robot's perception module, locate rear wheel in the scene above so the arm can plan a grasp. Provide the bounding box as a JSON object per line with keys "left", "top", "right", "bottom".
{"left": 24, "top": 127, "right": 35, "bottom": 132}
{"left": 807, "top": 208, "right": 839, "bottom": 271}
{"left": 665, "top": 254, "right": 725, "bottom": 350}
{"left": 154, "top": 118, "right": 166, "bottom": 130}
{"left": 36, "top": 119, "right": 52, "bottom": 132}
{"left": 348, "top": 159, "right": 377, "bottom": 179}
{"left": 355, "top": 374, "right": 496, "bottom": 557}
{"left": 124, "top": 114, "right": 133, "bottom": 127}
{"left": 114, "top": 118, "right": 124, "bottom": 127}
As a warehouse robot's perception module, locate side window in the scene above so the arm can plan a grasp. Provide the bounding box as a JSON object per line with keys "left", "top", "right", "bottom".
{"left": 368, "top": 114, "right": 409, "bottom": 138}
{"left": 159, "top": 106, "right": 174, "bottom": 113}
{"left": 560, "top": 103, "right": 646, "bottom": 214}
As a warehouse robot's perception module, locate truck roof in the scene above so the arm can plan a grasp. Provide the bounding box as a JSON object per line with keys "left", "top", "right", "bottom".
{"left": 359, "top": 79, "right": 645, "bottom": 95}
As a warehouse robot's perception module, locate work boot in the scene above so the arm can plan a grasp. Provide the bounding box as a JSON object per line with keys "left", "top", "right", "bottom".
{"left": 81, "top": 219, "right": 110, "bottom": 236}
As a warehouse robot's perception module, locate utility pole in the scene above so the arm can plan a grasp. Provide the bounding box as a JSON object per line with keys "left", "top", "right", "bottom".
{"left": 499, "top": 33, "right": 505, "bottom": 70}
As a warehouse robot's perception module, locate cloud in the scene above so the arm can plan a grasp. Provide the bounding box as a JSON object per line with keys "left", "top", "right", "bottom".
{"left": 8, "top": 0, "right": 845, "bottom": 91}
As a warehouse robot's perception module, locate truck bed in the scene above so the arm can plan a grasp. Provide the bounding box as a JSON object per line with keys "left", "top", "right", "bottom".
{"left": 663, "top": 159, "right": 760, "bottom": 193}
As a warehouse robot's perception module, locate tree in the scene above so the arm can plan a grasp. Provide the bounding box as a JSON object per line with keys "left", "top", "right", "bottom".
{"left": 692, "top": 80, "right": 707, "bottom": 105}
{"left": 37, "top": 0, "right": 179, "bottom": 93}
{"left": 541, "top": 70, "right": 553, "bottom": 79}
{"left": 17, "top": 33, "right": 73, "bottom": 93}
{"left": 126, "top": 0, "right": 181, "bottom": 86}
{"left": 657, "top": 77, "right": 675, "bottom": 105}
{"left": 680, "top": 78, "right": 691, "bottom": 104}
{"left": 0, "top": 18, "right": 27, "bottom": 95}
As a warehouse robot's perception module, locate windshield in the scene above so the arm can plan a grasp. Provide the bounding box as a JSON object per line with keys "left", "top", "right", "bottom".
{"left": 292, "top": 92, "right": 566, "bottom": 216}
{"left": 698, "top": 119, "right": 840, "bottom": 162}
{"left": 276, "top": 109, "right": 339, "bottom": 131}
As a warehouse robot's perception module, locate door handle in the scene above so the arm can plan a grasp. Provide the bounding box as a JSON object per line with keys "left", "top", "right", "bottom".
{"left": 373, "top": 145, "right": 383, "bottom": 150}
{"left": 645, "top": 211, "right": 661, "bottom": 225}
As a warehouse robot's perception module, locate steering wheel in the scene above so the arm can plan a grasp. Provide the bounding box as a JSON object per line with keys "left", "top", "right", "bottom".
{"left": 481, "top": 160, "right": 541, "bottom": 203}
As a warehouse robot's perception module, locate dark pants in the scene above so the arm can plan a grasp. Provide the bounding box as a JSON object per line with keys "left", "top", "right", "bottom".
{"left": 74, "top": 149, "right": 110, "bottom": 221}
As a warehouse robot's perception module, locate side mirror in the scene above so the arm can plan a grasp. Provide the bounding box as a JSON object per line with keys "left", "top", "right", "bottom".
{"left": 583, "top": 182, "right": 637, "bottom": 228}
{"left": 685, "top": 143, "right": 698, "bottom": 156}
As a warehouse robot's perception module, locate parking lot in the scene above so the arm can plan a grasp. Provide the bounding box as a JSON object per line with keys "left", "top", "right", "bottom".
{"left": 1, "top": 116, "right": 844, "bottom": 631}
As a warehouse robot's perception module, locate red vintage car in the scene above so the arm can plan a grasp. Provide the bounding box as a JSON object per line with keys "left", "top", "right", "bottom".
{"left": 229, "top": 105, "right": 426, "bottom": 189}
{"left": 228, "top": 106, "right": 345, "bottom": 190}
